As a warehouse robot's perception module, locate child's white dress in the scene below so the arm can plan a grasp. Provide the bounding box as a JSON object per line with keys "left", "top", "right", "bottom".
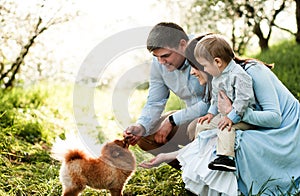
{"left": 177, "top": 129, "right": 238, "bottom": 196}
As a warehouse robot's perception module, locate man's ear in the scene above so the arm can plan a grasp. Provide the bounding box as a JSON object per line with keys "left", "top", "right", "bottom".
{"left": 179, "top": 39, "right": 187, "bottom": 52}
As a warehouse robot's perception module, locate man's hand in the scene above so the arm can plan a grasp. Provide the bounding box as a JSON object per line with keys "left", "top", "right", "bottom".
{"left": 218, "top": 116, "right": 233, "bottom": 131}
{"left": 198, "top": 113, "right": 214, "bottom": 124}
{"left": 123, "top": 124, "right": 146, "bottom": 145}
{"left": 154, "top": 117, "right": 173, "bottom": 144}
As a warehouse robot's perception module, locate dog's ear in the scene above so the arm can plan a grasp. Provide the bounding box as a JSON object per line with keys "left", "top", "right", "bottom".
{"left": 113, "top": 139, "right": 129, "bottom": 148}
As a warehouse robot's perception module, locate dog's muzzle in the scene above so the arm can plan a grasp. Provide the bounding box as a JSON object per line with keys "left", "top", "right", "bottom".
{"left": 123, "top": 137, "right": 131, "bottom": 148}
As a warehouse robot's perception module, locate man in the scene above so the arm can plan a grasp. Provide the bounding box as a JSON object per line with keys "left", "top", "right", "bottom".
{"left": 124, "top": 22, "right": 210, "bottom": 168}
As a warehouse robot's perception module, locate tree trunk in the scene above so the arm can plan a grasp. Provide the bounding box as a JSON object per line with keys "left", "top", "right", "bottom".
{"left": 253, "top": 23, "right": 269, "bottom": 51}
{"left": 296, "top": 0, "right": 300, "bottom": 43}
{"left": 0, "top": 18, "right": 47, "bottom": 88}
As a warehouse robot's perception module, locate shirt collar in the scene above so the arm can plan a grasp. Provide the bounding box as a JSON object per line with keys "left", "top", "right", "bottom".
{"left": 222, "top": 59, "right": 236, "bottom": 74}
{"left": 177, "top": 59, "right": 189, "bottom": 71}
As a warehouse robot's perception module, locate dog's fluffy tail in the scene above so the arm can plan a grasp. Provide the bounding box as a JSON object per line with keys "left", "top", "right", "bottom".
{"left": 51, "top": 133, "right": 92, "bottom": 162}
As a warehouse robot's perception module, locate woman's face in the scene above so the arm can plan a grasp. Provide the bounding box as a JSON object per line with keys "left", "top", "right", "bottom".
{"left": 190, "top": 67, "right": 208, "bottom": 85}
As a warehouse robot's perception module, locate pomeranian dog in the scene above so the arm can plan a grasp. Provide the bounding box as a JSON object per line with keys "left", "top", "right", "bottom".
{"left": 51, "top": 135, "right": 135, "bottom": 196}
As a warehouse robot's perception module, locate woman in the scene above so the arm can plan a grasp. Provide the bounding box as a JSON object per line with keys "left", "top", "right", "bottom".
{"left": 140, "top": 35, "right": 300, "bottom": 195}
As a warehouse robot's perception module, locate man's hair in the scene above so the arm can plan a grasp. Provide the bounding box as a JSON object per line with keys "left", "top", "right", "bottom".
{"left": 146, "top": 22, "right": 188, "bottom": 52}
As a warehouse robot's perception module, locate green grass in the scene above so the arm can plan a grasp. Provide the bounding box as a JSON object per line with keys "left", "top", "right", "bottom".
{"left": 0, "top": 39, "right": 300, "bottom": 195}
{"left": 0, "top": 87, "right": 61, "bottom": 195}
{"left": 254, "top": 39, "right": 300, "bottom": 100}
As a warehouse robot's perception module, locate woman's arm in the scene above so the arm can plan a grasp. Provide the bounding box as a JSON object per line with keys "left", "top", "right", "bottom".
{"left": 243, "top": 63, "right": 281, "bottom": 128}
{"left": 218, "top": 62, "right": 282, "bottom": 128}
{"left": 139, "top": 151, "right": 179, "bottom": 169}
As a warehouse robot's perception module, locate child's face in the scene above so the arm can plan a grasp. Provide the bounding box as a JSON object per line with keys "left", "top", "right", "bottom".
{"left": 196, "top": 57, "right": 222, "bottom": 77}
{"left": 190, "top": 67, "right": 208, "bottom": 85}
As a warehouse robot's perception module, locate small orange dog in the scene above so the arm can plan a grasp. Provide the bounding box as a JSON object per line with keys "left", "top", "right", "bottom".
{"left": 51, "top": 135, "right": 135, "bottom": 196}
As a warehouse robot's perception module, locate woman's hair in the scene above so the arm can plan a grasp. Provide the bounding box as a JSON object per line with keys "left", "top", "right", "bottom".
{"left": 194, "top": 34, "right": 234, "bottom": 65}
{"left": 147, "top": 22, "right": 189, "bottom": 52}
{"left": 185, "top": 33, "right": 211, "bottom": 71}
{"left": 233, "top": 56, "right": 274, "bottom": 69}
{"left": 185, "top": 33, "right": 213, "bottom": 102}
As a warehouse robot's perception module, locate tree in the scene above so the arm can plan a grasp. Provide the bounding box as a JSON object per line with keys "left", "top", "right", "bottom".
{"left": 184, "top": 0, "right": 296, "bottom": 54}
{"left": 250, "top": 0, "right": 288, "bottom": 51}
{"left": 0, "top": 0, "right": 78, "bottom": 89}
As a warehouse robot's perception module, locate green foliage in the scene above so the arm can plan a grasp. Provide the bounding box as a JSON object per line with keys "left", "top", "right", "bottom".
{"left": 0, "top": 83, "right": 67, "bottom": 195}
{"left": 239, "top": 177, "right": 300, "bottom": 196}
{"left": 165, "top": 91, "right": 186, "bottom": 111}
{"left": 0, "top": 86, "right": 48, "bottom": 109}
{"left": 253, "top": 40, "right": 300, "bottom": 100}
{"left": 124, "top": 165, "right": 189, "bottom": 196}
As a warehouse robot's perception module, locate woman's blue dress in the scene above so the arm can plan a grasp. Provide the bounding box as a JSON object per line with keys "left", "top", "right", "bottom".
{"left": 177, "top": 61, "right": 300, "bottom": 195}
{"left": 235, "top": 61, "right": 300, "bottom": 195}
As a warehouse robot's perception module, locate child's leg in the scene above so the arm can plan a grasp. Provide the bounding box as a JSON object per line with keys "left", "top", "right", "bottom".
{"left": 217, "top": 122, "right": 255, "bottom": 157}
{"left": 209, "top": 122, "right": 255, "bottom": 172}
{"left": 208, "top": 127, "right": 236, "bottom": 171}
{"left": 209, "top": 115, "right": 236, "bottom": 171}
{"left": 194, "top": 114, "right": 221, "bottom": 139}
{"left": 216, "top": 127, "right": 236, "bottom": 158}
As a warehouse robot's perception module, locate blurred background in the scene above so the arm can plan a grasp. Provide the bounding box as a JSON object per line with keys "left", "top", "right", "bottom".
{"left": 1, "top": 0, "right": 298, "bottom": 87}
{"left": 0, "top": 0, "right": 299, "bottom": 195}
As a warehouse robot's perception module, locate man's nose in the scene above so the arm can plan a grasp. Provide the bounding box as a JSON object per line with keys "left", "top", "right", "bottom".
{"left": 158, "top": 57, "right": 166, "bottom": 64}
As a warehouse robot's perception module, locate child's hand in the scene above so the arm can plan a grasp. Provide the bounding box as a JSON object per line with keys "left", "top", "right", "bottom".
{"left": 198, "top": 113, "right": 214, "bottom": 124}
{"left": 218, "top": 116, "right": 233, "bottom": 131}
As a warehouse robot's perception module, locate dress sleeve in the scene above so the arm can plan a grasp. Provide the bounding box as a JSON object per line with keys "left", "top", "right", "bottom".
{"left": 242, "top": 62, "right": 282, "bottom": 128}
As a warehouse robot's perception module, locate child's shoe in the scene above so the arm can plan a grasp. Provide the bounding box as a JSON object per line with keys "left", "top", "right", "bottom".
{"left": 208, "top": 155, "right": 236, "bottom": 172}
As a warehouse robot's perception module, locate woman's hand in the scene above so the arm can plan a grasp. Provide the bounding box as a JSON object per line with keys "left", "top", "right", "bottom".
{"left": 139, "top": 153, "right": 169, "bottom": 168}
{"left": 218, "top": 90, "right": 233, "bottom": 115}
{"left": 218, "top": 116, "right": 233, "bottom": 131}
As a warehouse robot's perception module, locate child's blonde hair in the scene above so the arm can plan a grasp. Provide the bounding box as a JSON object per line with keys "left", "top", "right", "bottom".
{"left": 194, "top": 34, "right": 235, "bottom": 65}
